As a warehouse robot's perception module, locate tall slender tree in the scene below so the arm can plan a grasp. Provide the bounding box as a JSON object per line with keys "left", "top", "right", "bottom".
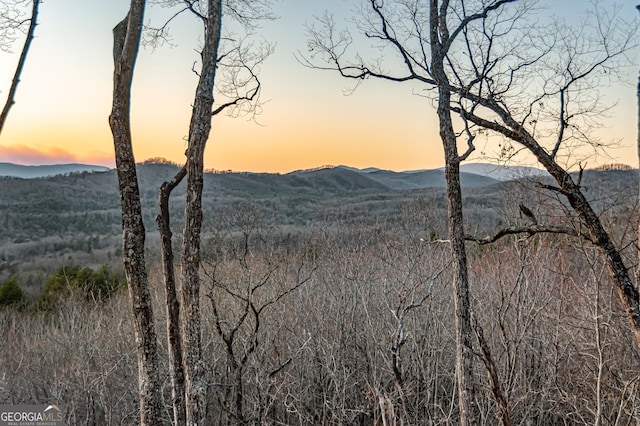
{"left": 108, "top": 1, "right": 162, "bottom": 424}
{"left": 179, "top": 1, "right": 223, "bottom": 423}
{"left": 428, "top": 1, "right": 480, "bottom": 421}
{"left": 304, "top": 1, "right": 517, "bottom": 422}
{"left": 149, "top": 1, "right": 271, "bottom": 423}
{"left": 157, "top": 166, "right": 187, "bottom": 425}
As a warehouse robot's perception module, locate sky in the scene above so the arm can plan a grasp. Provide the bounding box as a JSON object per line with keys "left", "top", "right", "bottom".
{"left": 0, "top": 0, "right": 638, "bottom": 173}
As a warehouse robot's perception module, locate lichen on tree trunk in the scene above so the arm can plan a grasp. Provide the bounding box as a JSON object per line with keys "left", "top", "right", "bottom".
{"left": 430, "top": 1, "right": 479, "bottom": 422}
{"left": 108, "top": 2, "right": 162, "bottom": 424}
{"left": 179, "top": 1, "right": 223, "bottom": 424}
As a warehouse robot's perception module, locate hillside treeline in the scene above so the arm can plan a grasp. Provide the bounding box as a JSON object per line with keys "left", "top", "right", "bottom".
{"left": 3, "top": 163, "right": 631, "bottom": 285}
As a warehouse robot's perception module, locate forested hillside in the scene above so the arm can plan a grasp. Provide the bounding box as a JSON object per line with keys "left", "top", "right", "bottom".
{"left": 0, "top": 163, "right": 634, "bottom": 284}
{"left": 0, "top": 163, "right": 638, "bottom": 424}
{"left": 0, "top": 162, "right": 503, "bottom": 277}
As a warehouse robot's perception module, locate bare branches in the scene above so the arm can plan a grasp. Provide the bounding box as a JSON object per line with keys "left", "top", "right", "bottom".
{"left": 147, "top": 0, "right": 276, "bottom": 37}
{"left": 0, "top": 0, "right": 39, "bottom": 136}
{"left": 144, "top": 1, "right": 274, "bottom": 120}
{"left": 212, "top": 36, "right": 273, "bottom": 119}
{"left": 444, "top": 0, "right": 517, "bottom": 53}
{"left": 301, "top": 4, "right": 436, "bottom": 87}
{"left": 463, "top": 3, "right": 637, "bottom": 165}
{"left": 472, "top": 313, "right": 511, "bottom": 426}
{"left": 466, "top": 224, "right": 595, "bottom": 245}
{"left": 203, "top": 211, "right": 316, "bottom": 423}
{"left": 0, "top": 0, "right": 33, "bottom": 53}
{"left": 366, "top": 0, "right": 428, "bottom": 80}
{"left": 387, "top": 261, "right": 446, "bottom": 394}
{"left": 223, "top": 0, "right": 276, "bottom": 30}
{"left": 448, "top": 2, "right": 640, "bottom": 345}
{"left": 142, "top": 5, "right": 191, "bottom": 49}
{"left": 442, "top": 1, "right": 638, "bottom": 169}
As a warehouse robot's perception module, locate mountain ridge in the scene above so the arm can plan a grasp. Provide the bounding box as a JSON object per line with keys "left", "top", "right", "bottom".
{"left": 0, "top": 161, "right": 547, "bottom": 181}
{"left": 0, "top": 162, "right": 501, "bottom": 245}
{"left": 0, "top": 162, "right": 110, "bottom": 178}
{"left": 0, "top": 162, "right": 635, "bottom": 279}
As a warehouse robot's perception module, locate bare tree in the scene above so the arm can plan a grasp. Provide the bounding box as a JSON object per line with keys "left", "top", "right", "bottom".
{"left": 303, "top": 1, "right": 520, "bottom": 423}
{"left": 0, "top": 0, "right": 40, "bottom": 135}
{"left": 201, "top": 208, "right": 315, "bottom": 423}
{"left": 308, "top": 0, "right": 640, "bottom": 378}
{"left": 178, "top": 2, "right": 224, "bottom": 423}
{"left": 636, "top": 4, "right": 640, "bottom": 335}
{"left": 156, "top": 165, "right": 187, "bottom": 425}
{"left": 149, "top": 1, "right": 273, "bottom": 424}
{"left": 472, "top": 313, "right": 511, "bottom": 426}
{"left": 108, "top": 1, "right": 162, "bottom": 424}
{"left": 447, "top": 2, "right": 640, "bottom": 347}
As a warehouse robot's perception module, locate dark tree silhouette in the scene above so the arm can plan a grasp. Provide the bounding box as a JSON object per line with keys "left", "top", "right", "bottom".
{"left": 0, "top": 0, "right": 40, "bottom": 135}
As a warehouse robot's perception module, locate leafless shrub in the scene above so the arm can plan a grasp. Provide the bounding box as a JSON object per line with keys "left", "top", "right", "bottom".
{"left": 1, "top": 196, "right": 639, "bottom": 424}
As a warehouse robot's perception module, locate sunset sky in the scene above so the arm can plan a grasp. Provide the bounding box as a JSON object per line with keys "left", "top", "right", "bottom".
{"left": 0, "top": 0, "right": 637, "bottom": 173}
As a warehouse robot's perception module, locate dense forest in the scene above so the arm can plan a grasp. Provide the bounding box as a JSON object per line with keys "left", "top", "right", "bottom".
{"left": 1, "top": 164, "right": 639, "bottom": 424}
{"left": 0, "top": 162, "right": 502, "bottom": 283}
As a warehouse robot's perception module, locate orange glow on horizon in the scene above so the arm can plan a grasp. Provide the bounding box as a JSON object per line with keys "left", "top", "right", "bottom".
{"left": 0, "top": 1, "right": 636, "bottom": 174}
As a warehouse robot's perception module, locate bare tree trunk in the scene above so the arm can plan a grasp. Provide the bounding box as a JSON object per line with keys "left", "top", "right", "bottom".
{"left": 442, "top": 121, "right": 479, "bottom": 426}
{"left": 637, "top": 51, "right": 640, "bottom": 315}
{"left": 379, "top": 395, "right": 397, "bottom": 426}
{"left": 157, "top": 166, "right": 187, "bottom": 426}
{"left": 0, "top": 0, "right": 39, "bottom": 135}
{"left": 459, "top": 100, "right": 640, "bottom": 347}
{"left": 473, "top": 316, "right": 511, "bottom": 426}
{"left": 510, "top": 122, "right": 640, "bottom": 347}
{"left": 180, "top": 1, "right": 222, "bottom": 424}
{"left": 108, "top": 2, "right": 162, "bottom": 425}
{"left": 430, "top": 1, "right": 478, "bottom": 423}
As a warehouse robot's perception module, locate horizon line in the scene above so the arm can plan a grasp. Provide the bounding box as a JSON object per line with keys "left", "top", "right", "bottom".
{"left": 2, "top": 160, "right": 636, "bottom": 175}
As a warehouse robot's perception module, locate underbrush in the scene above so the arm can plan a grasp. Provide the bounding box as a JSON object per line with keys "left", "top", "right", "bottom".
{"left": 1, "top": 223, "right": 638, "bottom": 424}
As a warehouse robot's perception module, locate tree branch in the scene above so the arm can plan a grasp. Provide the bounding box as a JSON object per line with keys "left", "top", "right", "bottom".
{"left": 444, "top": 0, "right": 517, "bottom": 53}
{"left": 212, "top": 65, "right": 260, "bottom": 116}
{"left": 466, "top": 224, "right": 595, "bottom": 245}
{"left": 0, "top": 0, "right": 39, "bottom": 135}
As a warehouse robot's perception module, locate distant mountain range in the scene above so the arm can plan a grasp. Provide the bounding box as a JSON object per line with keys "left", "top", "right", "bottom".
{"left": 0, "top": 161, "right": 537, "bottom": 244}
{"left": 0, "top": 162, "right": 110, "bottom": 178}
{"left": 457, "top": 163, "right": 548, "bottom": 180}
{"left": 0, "top": 161, "right": 635, "bottom": 271}
{"left": 0, "top": 161, "right": 547, "bottom": 181}
{"left": 338, "top": 163, "right": 548, "bottom": 181}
